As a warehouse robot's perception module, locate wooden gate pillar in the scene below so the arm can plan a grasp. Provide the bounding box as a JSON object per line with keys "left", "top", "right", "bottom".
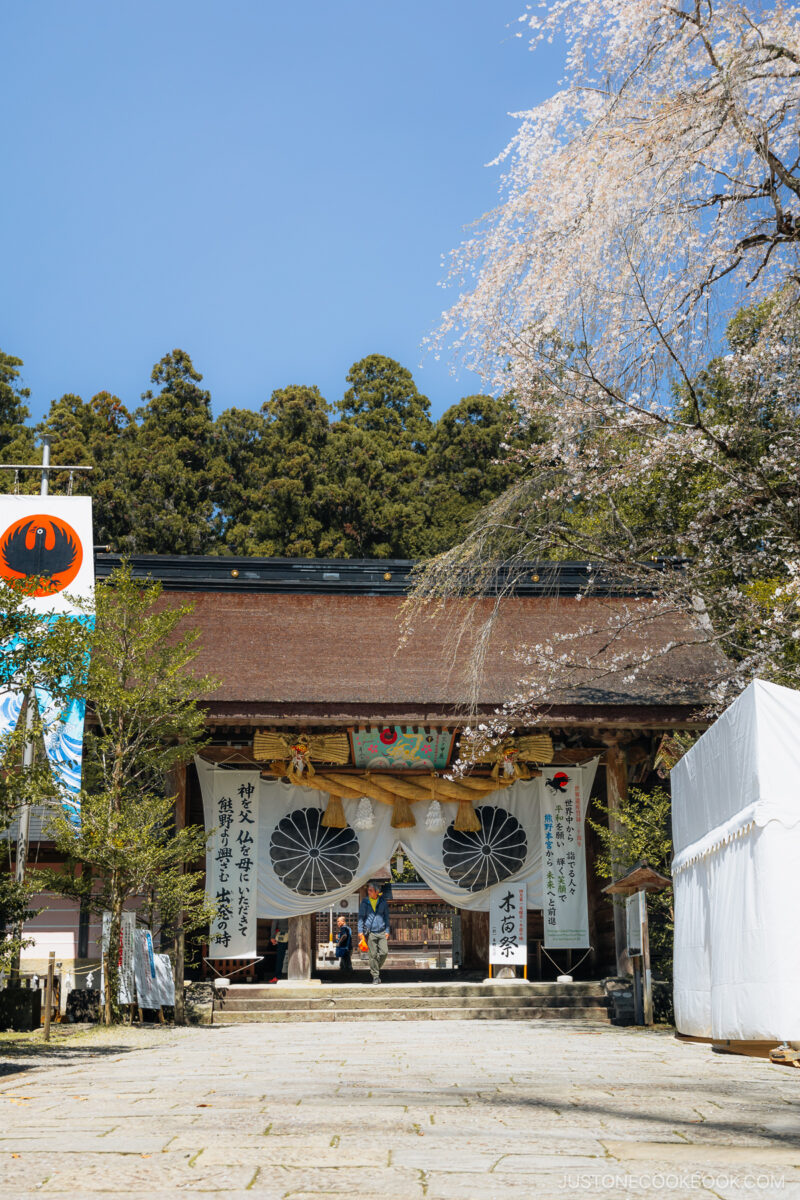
{"left": 460, "top": 909, "right": 489, "bottom": 972}
{"left": 603, "top": 739, "right": 632, "bottom": 978}
{"left": 287, "top": 913, "right": 313, "bottom": 981}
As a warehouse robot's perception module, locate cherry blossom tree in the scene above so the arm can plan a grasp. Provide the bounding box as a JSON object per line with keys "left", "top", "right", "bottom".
{"left": 415, "top": 1, "right": 800, "bottom": 712}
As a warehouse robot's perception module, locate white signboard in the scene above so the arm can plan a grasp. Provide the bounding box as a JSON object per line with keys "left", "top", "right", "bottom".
{"left": 490, "top": 882, "right": 527, "bottom": 965}
{"left": 154, "top": 954, "right": 175, "bottom": 1006}
{"left": 207, "top": 775, "right": 260, "bottom": 958}
{"left": 0, "top": 495, "right": 95, "bottom": 615}
{"left": 626, "top": 891, "right": 645, "bottom": 956}
{"left": 101, "top": 910, "right": 135, "bottom": 1004}
{"left": 133, "top": 928, "right": 160, "bottom": 1009}
{"left": 542, "top": 768, "right": 590, "bottom": 949}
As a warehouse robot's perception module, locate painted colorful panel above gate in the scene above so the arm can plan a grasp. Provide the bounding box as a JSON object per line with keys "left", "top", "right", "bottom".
{"left": 349, "top": 726, "right": 455, "bottom": 770}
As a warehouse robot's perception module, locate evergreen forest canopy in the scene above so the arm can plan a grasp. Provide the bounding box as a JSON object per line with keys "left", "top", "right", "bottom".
{"left": 0, "top": 350, "right": 524, "bottom": 560}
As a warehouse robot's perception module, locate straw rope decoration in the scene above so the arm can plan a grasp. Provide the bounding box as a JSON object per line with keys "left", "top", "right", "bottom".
{"left": 460, "top": 732, "right": 554, "bottom": 782}
{"left": 265, "top": 763, "right": 517, "bottom": 834}
{"left": 259, "top": 729, "right": 552, "bottom": 834}
{"left": 253, "top": 731, "right": 350, "bottom": 767}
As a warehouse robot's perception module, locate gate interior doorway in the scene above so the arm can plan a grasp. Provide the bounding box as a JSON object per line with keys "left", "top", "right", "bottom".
{"left": 315, "top": 898, "right": 456, "bottom": 973}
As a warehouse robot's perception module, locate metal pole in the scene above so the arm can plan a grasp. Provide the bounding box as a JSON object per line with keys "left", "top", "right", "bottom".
{"left": 43, "top": 950, "right": 55, "bottom": 1041}
{"left": 41, "top": 437, "right": 51, "bottom": 496}
{"left": 10, "top": 439, "right": 52, "bottom": 984}
{"left": 13, "top": 708, "right": 36, "bottom": 885}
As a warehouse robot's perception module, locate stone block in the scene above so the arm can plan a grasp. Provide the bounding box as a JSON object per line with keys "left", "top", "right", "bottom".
{"left": 185, "top": 980, "right": 213, "bottom": 1025}
{"left": 65, "top": 988, "right": 100, "bottom": 1023}
{"left": 0, "top": 986, "right": 42, "bottom": 1031}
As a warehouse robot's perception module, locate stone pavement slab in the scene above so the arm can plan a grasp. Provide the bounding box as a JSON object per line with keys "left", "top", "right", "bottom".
{"left": 0, "top": 1021, "right": 798, "bottom": 1198}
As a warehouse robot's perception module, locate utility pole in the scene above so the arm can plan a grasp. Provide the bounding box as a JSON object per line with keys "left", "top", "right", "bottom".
{"left": 9, "top": 439, "right": 50, "bottom": 985}
{"left": 4, "top": 440, "right": 92, "bottom": 986}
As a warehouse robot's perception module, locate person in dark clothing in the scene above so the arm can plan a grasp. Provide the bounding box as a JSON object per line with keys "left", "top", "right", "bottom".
{"left": 269, "top": 917, "right": 289, "bottom": 982}
{"left": 358, "top": 882, "right": 390, "bottom": 983}
{"left": 335, "top": 915, "right": 353, "bottom": 972}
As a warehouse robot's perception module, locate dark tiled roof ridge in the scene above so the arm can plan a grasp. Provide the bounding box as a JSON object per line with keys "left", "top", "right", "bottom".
{"left": 94, "top": 552, "right": 675, "bottom": 597}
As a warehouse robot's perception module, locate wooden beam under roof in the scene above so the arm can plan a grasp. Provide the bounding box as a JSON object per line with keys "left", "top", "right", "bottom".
{"left": 197, "top": 744, "right": 606, "bottom": 769}
{"left": 201, "top": 702, "right": 709, "bottom": 729}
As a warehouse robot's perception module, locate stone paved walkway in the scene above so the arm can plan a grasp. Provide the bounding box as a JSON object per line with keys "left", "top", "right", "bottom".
{"left": 0, "top": 1021, "right": 798, "bottom": 1198}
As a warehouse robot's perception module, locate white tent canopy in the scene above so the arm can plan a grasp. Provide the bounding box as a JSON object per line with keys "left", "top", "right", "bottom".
{"left": 672, "top": 679, "right": 800, "bottom": 1042}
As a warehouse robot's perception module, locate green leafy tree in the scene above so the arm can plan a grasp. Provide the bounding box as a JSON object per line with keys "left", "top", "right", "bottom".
{"left": 390, "top": 855, "right": 421, "bottom": 883}
{"left": 216, "top": 386, "right": 331, "bottom": 556}
{"left": 0, "top": 879, "right": 34, "bottom": 976}
{"left": 321, "top": 355, "right": 433, "bottom": 557}
{"left": 259, "top": 384, "right": 331, "bottom": 556}
{"left": 416, "top": 0, "right": 800, "bottom": 707}
{"left": 423, "top": 394, "right": 524, "bottom": 555}
{"left": 123, "top": 350, "right": 223, "bottom": 554}
{"left": 0, "top": 350, "right": 35, "bottom": 467}
{"left": 3, "top": 349, "right": 550, "bottom": 563}
{"left": 589, "top": 786, "right": 674, "bottom": 983}
{"left": 44, "top": 565, "right": 217, "bottom": 1024}
{"left": 213, "top": 406, "right": 269, "bottom": 554}
{"left": 38, "top": 391, "right": 134, "bottom": 550}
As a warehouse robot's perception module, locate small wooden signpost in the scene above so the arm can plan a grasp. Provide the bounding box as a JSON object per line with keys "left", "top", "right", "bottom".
{"left": 603, "top": 862, "right": 671, "bottom": 1026}
{"left": 43, "top": 952, "right": 55, "bottom": 1042}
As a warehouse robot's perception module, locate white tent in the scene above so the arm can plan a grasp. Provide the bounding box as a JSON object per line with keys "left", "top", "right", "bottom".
{"left": 671, "top": 679, "right": 800, "bottom": 1042}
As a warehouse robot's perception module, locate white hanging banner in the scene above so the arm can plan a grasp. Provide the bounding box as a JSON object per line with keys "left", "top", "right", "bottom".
{"left": 133, "top": 928, "right": 160, "bottom": 1009}
{"left": 0, "top": 495, "right": 95, "bottom": 826}
{"left": 197, "top": 760, "right": 397, "bottom": 922}
{"left": 198, "top": 760, "right": 599, "bottom": 918}
{"left": 490, "top": 882, "right": 527, "bottom": 965}
{"left": 101, "top": 910, "right": 135, "bottom": 1004}
{"left": 403, "top": 780, "right": 543, "bottom": 911}
{"left": 204, "top": 770, "right": 260, "bottom": 958}
{"left": 541, "top": 765, "right": 592, "bottom": 949}
{"left": 154, "top": 954, "right": 176, "bottom": 1006}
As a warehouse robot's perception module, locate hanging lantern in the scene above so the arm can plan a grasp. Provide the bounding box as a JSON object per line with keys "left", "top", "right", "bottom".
{"left": 425, "top": 798, "right": 446, "bottom": 834}
{"left": 353, "top": 796, "right": 375, "bottom": 831}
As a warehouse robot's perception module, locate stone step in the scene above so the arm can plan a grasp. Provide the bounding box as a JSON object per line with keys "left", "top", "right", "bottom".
{"left": 223, "top": 982, "right": 608, "bottom": 1002}
{"left": 214, "top": 1004, "right": 612, "bottom": 1024}
{"left": 221, "top": 992, "right": 610, "bottom": 1012}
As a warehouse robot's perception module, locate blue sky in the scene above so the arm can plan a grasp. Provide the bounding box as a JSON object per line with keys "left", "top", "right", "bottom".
{"left": 3, "top": 3, "right": 561, "bottom": 423}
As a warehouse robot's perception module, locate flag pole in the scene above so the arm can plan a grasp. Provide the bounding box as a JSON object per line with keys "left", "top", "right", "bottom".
{"left": 9, "top": 440, "right": 50, "bottom": 985}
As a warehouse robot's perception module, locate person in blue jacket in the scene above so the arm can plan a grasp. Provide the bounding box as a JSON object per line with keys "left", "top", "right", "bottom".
{"left": 358, "top": 882, "right": 390, "bottom": 983}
